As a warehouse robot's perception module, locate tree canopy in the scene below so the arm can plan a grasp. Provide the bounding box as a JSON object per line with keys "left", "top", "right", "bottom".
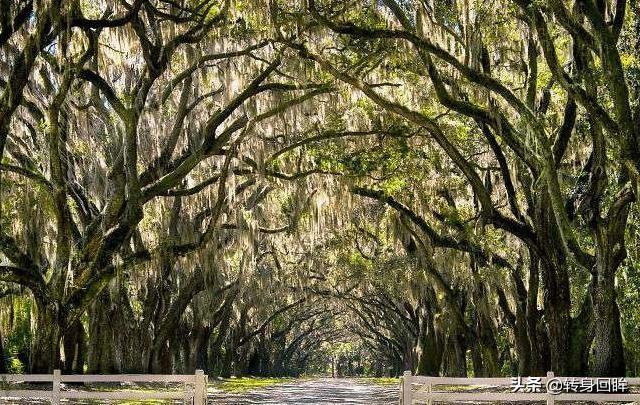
{"left": 1, "top": 0, "right": 640, "bottom": 378}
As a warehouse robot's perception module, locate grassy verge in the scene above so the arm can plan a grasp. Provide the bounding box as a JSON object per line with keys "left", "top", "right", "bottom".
{"left": 81, "top": 383, "right": 182, "bottom": 404}
{"left": 210, "top": 376, "right": 293, "bottom": 393}
{"left": 356, "top": 377, "right": 399, "bottom": 386}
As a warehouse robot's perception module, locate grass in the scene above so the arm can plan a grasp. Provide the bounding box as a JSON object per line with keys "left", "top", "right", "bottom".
{"left": 1, "top": 377, "right": 292, "bottom": 402}
{"left": 355, "top": 377, "right": 399, "bottom": 386}
{"left": 4, "top": 375, "right": 402, "bottom": 403}
{"left": 79, "top": 382, "right": 183, "bottom": 403}
{"left": 210, "top": 376, "right": 293, "bottom": 393}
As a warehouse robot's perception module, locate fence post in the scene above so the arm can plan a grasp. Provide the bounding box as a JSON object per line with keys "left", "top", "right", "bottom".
{"left": 194, "top": 369, "right": 206, "bottom": 405}
{"left": 546, "top": 371, "right": 555, "bottom": 405}
{"left": 403, "top": 370, "right": 412, "bottom": 405}
{"left": 51, "top": 369, "right": 61, "bottom": 405}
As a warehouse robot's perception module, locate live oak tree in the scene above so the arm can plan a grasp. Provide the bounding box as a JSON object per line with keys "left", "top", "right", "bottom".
{"left": 0, "top": 0, "right": 329, "bottom": 372}
{"left": 1, "top": 0, "right": 640, "bottom": 378}
{"left": 271, "top": 0, "right": 639, "bottom": 376}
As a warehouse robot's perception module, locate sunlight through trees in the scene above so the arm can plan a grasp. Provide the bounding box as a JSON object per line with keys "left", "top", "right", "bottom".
{"left": 1, "top": 0, "right": 639, "bottom": 378}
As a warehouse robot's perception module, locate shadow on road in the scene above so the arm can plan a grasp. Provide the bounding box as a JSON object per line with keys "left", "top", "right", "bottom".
{"left": 208, "top": 378, "right": 398, "bottom": 404}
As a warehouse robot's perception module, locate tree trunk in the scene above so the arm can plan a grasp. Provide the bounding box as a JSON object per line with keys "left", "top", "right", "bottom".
{"left": 526, "top": 251, "right": 546, "bottom": 375}
{"left": 62, "top": 320, "right": 86, "bottom": 374}
{"left": 181, "top": 325, "right": 212, "bottom": 373}
{"left": 479, "top": 321, "right": 500, "bottom": 377}
{"left": 416, "top": 322, "right": 443, "bottom": 375}
{"left": 442, "top": 332, "right": 467, "bottom": 377}
{"left": 220, "top": 344, "right": 234, "bottom": 378}
{"left": 592, "top": 272, "right": 625, "bottom": 375}
{"left": 149, "top": 339, "right": 174, "bottom": 374}
{"left": 567, "top": 291, "right": 594, "bottom": 376}
{"left": 87, "top": 290, "right": 129, "bottom": 374}
{"left": 543, "top": 283, "right": 571, "bottom": 375}
{"left": 0, "top": 329, "right": 6, "bottom": 373}
{"left": 403, "top": 340, "right": 415, "bottom": 373}
{"left": 589, "top": 201, "right": 631, "bottom": 376}
{"left": 190, "top": 326, "right": 212, "bottom": 372}
{"left": 534, "top": 192, "right": 575, "bottom": 375}
{"left": 514, "top": 304, "right": 532, "bottom": 376}
{"left": 30, "top": 305, "right": 61, "bottom": 373}
{"left": 470, "top": 342, "right": 484, "bottom": 377}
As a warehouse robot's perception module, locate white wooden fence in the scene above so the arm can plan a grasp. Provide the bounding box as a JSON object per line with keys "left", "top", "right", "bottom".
{"left": 400, "top": 371, "right": 640, "bottom": 404}
{"left": 0, "top": 369, "right": 208, "bottom": 404}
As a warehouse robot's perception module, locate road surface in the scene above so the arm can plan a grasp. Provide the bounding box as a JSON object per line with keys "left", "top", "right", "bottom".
{"left": 208, "top": 378, "right": 399, "bottom": 404}
{"left": 0, "top": 378, "right": 398, "bottom": 404}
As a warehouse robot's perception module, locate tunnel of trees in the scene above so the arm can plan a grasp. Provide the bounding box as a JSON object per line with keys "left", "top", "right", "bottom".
{"left": 1, "top": 0, "right": 640, "bottom": 378}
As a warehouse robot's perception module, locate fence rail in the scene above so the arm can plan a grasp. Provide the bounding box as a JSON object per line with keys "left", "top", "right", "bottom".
{"left": 400, "top": 371, "right": 640, "bottom": 404}
{"left": 0, "top": 369, "right": 208, "bottom": 404}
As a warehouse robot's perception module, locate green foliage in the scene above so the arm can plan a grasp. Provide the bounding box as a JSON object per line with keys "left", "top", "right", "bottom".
{"left": 3, "top": 298, "right": 32, "bottom": 373}
{"left": 7, "top": 357, "right": 25, "bottom": 374}
{"left": 2, "top": 0, "right": 640, "bottom": 381}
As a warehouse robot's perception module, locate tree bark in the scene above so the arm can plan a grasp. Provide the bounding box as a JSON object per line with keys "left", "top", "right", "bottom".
{"left": 590, "top": 188, "right": 633, "bottom": 376}
{"left": 592, "top": 273, "right": 625, "bottom": 376}
{"left": 62, "top": 320, "right": 86, "bottom": 374}
{"left": 186, "top": 326, "right": 212, "bottom": 373}
{"left": 535, "top": 193, "right": 574, "bottom": 375}
{"left": 87, "top": 294, "right": 117, "bottom": 373}
{"left": 416, "top": 316, "right": 443, "bottom": 375}
{"left": 526, "top": 251, "right": 546, "bottom": 375}
{"left": 442, "top": 332, "right": 467, "bottom": 377}
{"left": 0, "top": 328, "right": 6, "bottom": 373}
{"left": 30, "top": 304, "right": 61, "bottom": 373}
